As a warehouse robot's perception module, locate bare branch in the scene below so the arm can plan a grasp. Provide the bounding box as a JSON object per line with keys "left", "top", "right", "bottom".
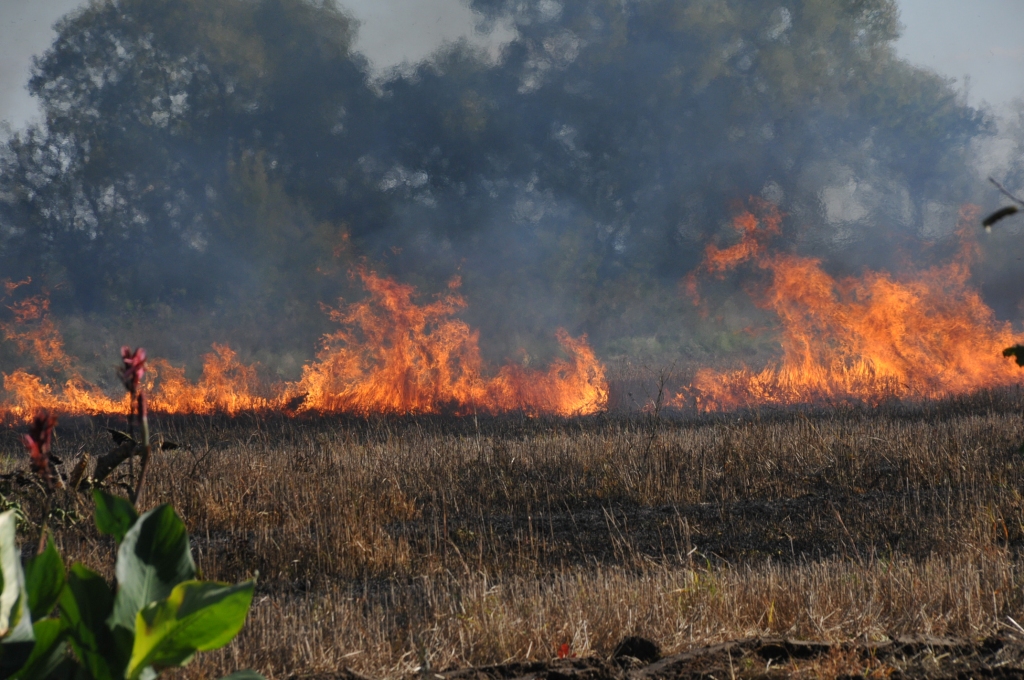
{"left": 989, "top": 177, "right": 1024, "bottom": 207}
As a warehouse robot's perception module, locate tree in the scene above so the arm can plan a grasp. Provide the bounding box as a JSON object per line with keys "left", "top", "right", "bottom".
{"left": 0, "top": 0, "right": 374, "bottom": 313}
{"left": 0, "top": 0, "right": 995, "bottom": 364}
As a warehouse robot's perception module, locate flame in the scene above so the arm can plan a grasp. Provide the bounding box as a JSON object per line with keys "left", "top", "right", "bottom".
{"left": 678, "top": 200, "right": 1023, "bottom": 410}
{"left": 290, "top": 269, "right": 606, "bottom": 416}
{"left": 147, "top": 345, "right": 273, "bottom": 415}
{"left": 0, "top": 270, "right": 608, "bottom": 419}
{"left": 0, "top": 280, "right": 124, "bottom": 418}
{"left": 6, "top": 202, "right": 1015, "bottom": 421}
{"left": 1, "top": 370, "right": 124, "bottom": 419}
{"left": 1, "top": 283, "right": 72, "bottom": 372}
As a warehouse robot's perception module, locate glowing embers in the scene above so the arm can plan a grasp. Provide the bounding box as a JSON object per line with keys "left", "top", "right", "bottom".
{"left": 678, "top": 201, "right": 1023, "bottom": 411}
{"left": 0, "top": 271, "right": 608, "bottom": 418}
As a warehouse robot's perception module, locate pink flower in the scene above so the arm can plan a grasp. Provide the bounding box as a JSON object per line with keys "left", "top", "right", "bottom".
{"left": 120, "top": 346, "right": 146, "bottom": 393}
{"left": 22, "top": 409, "right": 59, "bottom": 489}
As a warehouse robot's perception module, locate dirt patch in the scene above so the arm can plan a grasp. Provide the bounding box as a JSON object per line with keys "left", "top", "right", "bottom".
{"left": 428, "top": 636, "right": 1024, "bottom": 680}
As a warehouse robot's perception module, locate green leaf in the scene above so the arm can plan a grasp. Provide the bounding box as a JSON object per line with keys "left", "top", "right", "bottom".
{"left": 128, "top": 580, "right": 254, "bottom": 679}
{"left": 0, "top": 632, "right": 35, "bottom": 680}
{"left": 10, "top": 619, "right": 67, "bottom": 680}
{"left": 0, "top": 510, "right": 35, "bottom": 679}
{"left": 109, "top": 505, "right": 195, "bottom": 636}
{"left": 59, "top": 564, "right": 124, "bottom": 680}
{"left": 0, "top": 630, "right": 35, "bottom": 679}
{"left": 92, "top": 491, "right": 139, "bottom": 544}
{"left": 0, "top": 510, "right": 28, "bottom": 637}
{"left": 219, "top": 671, "right": 266, "bottom": 680}
{"left": 25, "top": 540, "right": 64, "bottom": 621}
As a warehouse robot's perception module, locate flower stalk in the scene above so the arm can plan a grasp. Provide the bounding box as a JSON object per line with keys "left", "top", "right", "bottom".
{"left": 131, "top": 391, "right": 152, "bottom": 507}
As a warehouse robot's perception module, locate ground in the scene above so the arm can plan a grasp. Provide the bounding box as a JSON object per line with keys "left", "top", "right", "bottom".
{"left": 4, "top": 390, "right": 1024, "bottom": 678}
{"left": 436, "top": 636, "right": 1024, "bottom": 679}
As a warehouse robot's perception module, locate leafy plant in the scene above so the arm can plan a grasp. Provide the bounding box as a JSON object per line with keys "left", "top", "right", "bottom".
{"left": 0, "top": 491, "right": 261, "bottom": 680}
{"left": 0, "top": 347, "right": 262, "bottom": 679}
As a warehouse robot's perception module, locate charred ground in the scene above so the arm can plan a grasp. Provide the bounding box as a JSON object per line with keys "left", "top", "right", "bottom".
{"left": 4, "top": 390, "right": 1024, "bottom": 678}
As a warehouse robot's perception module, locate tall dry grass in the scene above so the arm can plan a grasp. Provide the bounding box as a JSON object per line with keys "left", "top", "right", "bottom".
{"left": 3, "top": 389, "right": 1024, "bottom": 677}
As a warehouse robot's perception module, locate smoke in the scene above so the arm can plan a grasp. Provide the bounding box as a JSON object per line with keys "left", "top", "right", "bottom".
{"left": 0, "top": 0, "right": 1011, "bottom": 384}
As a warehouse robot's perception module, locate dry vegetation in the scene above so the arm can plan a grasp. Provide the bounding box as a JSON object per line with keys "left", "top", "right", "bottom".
{"left": 5, "top": 389, "right": 1024, "bottom": 678}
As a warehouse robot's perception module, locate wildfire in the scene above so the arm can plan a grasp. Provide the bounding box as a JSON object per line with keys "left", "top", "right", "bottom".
{"left": 677, "top": 200, "right": 1023, "bottom": 410}
{"left": 4, "top": 203, "right": 1019, "bottom": 421}
{"left": 289, "top": 270, "right": 607, "bottom": 416}
{"left": 0, "top": 270, "right": 608, "bottom": 419}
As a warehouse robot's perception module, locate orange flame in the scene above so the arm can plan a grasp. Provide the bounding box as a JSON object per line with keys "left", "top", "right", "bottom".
{"left": 147, "top": 345, "right": 273, "bottom": 415}
{"left": 0, "top": 270, "right": 608, "bottom": 419}
{"left": 2, "top": 282, "right": 72, "bottom": 372}
{"left": 0, "top": 280, "right": 123, "bottom": 418}
{"left": 677, "top": 200, "right": 1023, "bottom": 410}
{"left": 290, "top": 269, "right": 606, "bottom": 416}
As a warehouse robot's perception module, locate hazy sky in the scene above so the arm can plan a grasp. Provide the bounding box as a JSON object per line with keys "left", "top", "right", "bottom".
{"left": 1, "top": 0, "right": 1023, "bottom": 129}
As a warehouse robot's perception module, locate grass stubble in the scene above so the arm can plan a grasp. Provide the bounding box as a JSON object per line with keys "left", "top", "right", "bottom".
{"left": 6, "top": 388, "right": 1024, "bottom": 678}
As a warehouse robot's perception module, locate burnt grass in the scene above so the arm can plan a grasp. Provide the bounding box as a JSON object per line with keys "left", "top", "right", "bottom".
{"left": 6, "top": 388, "right": 1024, "bottom": 678}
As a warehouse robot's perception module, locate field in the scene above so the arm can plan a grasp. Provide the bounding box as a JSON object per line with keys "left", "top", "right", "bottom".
{"left": 6, "top": 389, "right": 1024, "bottom": 678}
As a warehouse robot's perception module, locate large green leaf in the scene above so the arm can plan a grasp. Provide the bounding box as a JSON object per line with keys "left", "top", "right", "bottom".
{"left": 59, "top": 564, "right": 125, "bottom": 680}
{"left": 24, "top": 540, "right": 64, "bottom": 621}
{"left": 10, "top": 619, "right": 66, "bottom": 680}
{"left": 0, "top": 510, "right": 34, "bottom": 679}
{"left": 127, "top": 580, "right": 254, "bottom": 680}
{"left": 109, "top": 505, "right": 195, "bottom": 636}
{"left": 92, "top": 491, "right": 139, "bottom": 544}
{"left": 0, "top": 510, "right": 27, "bottom": 637}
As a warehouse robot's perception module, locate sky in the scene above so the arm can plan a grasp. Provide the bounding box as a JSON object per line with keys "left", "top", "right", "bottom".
{"left": 1, "top": 0, "right": 1023, "bottom": 129}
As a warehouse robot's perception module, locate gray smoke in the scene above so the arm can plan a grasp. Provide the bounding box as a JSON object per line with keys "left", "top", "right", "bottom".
{"left": 0, "top": 0, "right": 1012, "bottom": 378}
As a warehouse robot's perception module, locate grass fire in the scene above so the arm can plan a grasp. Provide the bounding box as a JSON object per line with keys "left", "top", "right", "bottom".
{"left": 0, "top": 269, "right": 608, "bottom": 419}
{"left": 2, "top": 0, "right": 1024, "bottom": 678}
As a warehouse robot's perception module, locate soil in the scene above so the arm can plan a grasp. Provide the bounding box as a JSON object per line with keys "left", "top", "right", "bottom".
{"left": 424, "top": 635, "right": 1024, "bottom": 680}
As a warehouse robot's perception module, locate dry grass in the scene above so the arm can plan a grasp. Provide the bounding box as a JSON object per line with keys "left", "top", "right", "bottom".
{"left": 4, "top": 388, "right": 1024, "bottom": 678}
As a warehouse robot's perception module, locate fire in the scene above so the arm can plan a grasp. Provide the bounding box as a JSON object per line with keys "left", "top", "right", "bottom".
{"left": 6, "top": 202, "right": 1015, "bottom": 420}
{"left": 1, "top": 371, "right": 124, "bottom": 420}
{"left": 290, "top": 269, "right": 606, "bottom": 416}
{"left": 2, "top": 281, "right": 72, "bottom": 372}
{"left": 0, "top": 270, "right": 608, "bottom": 419}
{"left": 678, "top": 200, "right": 1023, "bottom": 410}
{"left": 0, "top": 280, "right": 124, "bottom": 418}
{"left": 148, "top": 345, "right": 273, "bottom": 415}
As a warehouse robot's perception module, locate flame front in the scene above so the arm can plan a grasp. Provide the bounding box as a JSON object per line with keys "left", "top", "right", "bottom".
{"left": 291, "top": 270, "right": 607, "bottom": 416}
{"left": 0, "top": 270, "right": 608, "bottom": 419}
{"left": 3, "top": 203, "right": 1019, "bottom": 420}
{"left": 678, "top": 201, "right": 1023, "bottom": 410}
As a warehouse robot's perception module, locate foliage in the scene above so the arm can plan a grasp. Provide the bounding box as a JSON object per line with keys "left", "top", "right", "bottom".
{"left": 0, "top": 494, "right": 258, "bottom": 680}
